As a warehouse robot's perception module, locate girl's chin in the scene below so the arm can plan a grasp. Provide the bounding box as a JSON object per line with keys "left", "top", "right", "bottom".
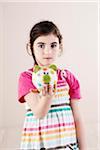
{"left": 44, "top": 60, "right": 54, "bottom": 65}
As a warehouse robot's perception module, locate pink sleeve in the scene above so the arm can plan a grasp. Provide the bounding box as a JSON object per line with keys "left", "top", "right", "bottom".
{"left": 66, "top": 70, "right": 82, "bottom": 100}
{"left": 18, "top": 71, "right": 37, "bottom": 103}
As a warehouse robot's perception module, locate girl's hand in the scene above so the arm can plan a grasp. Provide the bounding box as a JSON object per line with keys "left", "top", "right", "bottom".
{"left": 41, "top": 84, "right": 55, "bottom": 98}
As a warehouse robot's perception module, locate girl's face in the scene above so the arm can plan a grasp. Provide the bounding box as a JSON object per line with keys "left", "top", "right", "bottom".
{"left": 33, "top": 34, "right": 61, "bottom": 67}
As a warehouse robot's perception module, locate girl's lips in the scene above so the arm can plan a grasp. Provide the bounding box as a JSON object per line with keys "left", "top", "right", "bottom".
{"left": 43, "top": 58, "right": 52, "bottom": 59}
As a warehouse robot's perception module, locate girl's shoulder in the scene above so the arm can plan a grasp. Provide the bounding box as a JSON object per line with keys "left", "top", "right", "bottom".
{"left": 19, "top": 67, "right": 33, "bottom": 78}
{"left": 57, "top": 67, "right": 75, "bottom": 81}
{"left": 58, "top": 67, "right": 81, "bottom": 99}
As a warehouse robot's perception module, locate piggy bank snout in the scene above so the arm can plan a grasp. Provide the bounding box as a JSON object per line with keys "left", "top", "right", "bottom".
{"left": 43, "top": 74, "right": 51, "bottom": 84}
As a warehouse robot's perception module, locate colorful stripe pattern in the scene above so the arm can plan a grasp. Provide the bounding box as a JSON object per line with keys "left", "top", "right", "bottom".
{"left": 20, "top": 78, "right": 79, "bottom": 149}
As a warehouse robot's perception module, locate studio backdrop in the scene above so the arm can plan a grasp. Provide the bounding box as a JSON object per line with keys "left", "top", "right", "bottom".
{"left": 0, "top": 1, "right": 98, "bottom": 149}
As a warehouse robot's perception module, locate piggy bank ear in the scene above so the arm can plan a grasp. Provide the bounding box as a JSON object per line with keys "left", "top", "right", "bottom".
{"left": 34, "top": 65, "right": 41, "bottom": 73}
{"left": 49, "top": 64, "right": 57, "bottom": 71}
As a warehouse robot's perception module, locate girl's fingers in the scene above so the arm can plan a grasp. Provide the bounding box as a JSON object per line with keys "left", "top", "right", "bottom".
{"left": 42, "top": 84, "right": 56, "bottom": 96}
{"left": 46, "top": 84, "right": 49, "bottom": 93}
{"left": 42, "top": 86, "right": 46, "bottom": 96}
{"left": 48, "top": 85, "right": 55, "bottom": 95}
{"left": 44, "top": 84, "right": 49, "bottom": 94}
{"left": 53, "top": 84, "right": 56, "bottom": 93}
{"left": 48, "top": 85, "right": 52, "bottom": 94}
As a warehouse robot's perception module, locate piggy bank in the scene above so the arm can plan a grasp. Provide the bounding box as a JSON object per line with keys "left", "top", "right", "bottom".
{"left": 32, "top": 64, "right": 58, "bottom": 93}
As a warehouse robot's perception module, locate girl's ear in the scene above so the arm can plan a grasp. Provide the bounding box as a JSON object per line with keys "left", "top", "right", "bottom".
{"left": 34, "top": 65, "right": 41, "bottom": 73}
{"left": 26, "top": 42, "right": 32, "bottom": 56}
{"left": 49, "top": 64, "right": 57, "bottom": 71}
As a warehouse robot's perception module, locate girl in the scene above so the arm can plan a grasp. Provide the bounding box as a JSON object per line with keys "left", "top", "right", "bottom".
{"left": 18, "top": 21, "right": 85, "bottom": 150}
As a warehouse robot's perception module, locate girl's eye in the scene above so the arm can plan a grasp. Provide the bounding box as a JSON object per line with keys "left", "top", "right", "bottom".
{"left": 38, "top": 44, "right": 45, "bottom": 49}
{"left": 51, "top": 44, "right": 57, "bottom": 48}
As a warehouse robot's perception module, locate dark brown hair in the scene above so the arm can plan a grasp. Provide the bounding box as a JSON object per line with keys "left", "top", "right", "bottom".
{"left": 28, "top": 20, "right": 63, "bottom": 64}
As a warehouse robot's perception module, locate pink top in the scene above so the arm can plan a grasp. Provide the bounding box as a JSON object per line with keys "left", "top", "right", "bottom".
{"left": 18, "top": 67, "right": 81, "bottom": 103}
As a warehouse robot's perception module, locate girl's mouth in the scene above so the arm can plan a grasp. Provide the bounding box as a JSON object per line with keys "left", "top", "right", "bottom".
{"left": 43, "top": 58, "right": 52, "bottom": 60}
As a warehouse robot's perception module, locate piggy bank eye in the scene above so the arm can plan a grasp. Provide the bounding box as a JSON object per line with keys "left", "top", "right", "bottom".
{"left": 47, "top": 72, "right": 49, "bottom": 75}
{"left": 44, "top": 72, "right": 46, "bottom": 74}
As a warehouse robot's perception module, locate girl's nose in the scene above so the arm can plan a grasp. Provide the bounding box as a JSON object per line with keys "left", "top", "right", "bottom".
{"left": 44, "top": 46, "right": 52, "bottom": 54}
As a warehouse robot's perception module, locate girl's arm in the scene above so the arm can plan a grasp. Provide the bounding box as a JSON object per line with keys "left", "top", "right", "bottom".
{"left": 24, "top": 85, "right": 54, "bottom": 119}
{"left": 70, "top": 99, "right": 87, "bottom": 150}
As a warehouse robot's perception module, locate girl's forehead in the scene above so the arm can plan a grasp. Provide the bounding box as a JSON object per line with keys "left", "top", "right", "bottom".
{"left": 34, "top": 34, "right": 59, "bottom": 44}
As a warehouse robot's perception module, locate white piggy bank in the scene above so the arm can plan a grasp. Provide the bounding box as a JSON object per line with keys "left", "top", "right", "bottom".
{"left": 32, "top": 64, "right": 58, "bottom": 93}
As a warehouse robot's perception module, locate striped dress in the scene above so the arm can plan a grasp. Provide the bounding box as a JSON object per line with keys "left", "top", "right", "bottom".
{"left": 18, "top": 68, "right": 81, "bottom": 150}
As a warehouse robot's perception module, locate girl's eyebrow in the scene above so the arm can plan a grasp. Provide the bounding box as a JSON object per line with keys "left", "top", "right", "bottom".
{"left": 37, "top": 42, "right": 58, "bottom": 45}
{"left": 37, "top": 42, "right": 45, "bottom": 45}
{"left": 51, "top": 42, "right": 58, "bottom": 44}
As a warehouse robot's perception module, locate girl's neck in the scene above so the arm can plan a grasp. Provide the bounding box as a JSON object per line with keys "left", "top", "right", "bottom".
{"left": 35, "top": 60, "right": 51, "bottom": 67}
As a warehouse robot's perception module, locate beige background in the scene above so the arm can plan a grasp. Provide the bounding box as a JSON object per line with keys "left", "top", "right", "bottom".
{"left": 0, "top": 1, "right": 99, "bottom": 150}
